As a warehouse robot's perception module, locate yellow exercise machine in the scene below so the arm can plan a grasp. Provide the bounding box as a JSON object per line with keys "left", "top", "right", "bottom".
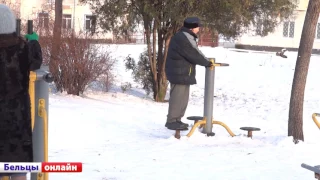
{"left": 29, "top": 70, "right": 52, "bottom": 180}
{"left": 312, "top": 113, "right": 320, "bottom": 130}
{"left": 300, "top": 114, "right": 320, "bottom": 179}
{"left": 186, "top": 117, "right": 235, "bottom": 137}
{"left": 173, "top": 58, "right": 236, "bottom": 139}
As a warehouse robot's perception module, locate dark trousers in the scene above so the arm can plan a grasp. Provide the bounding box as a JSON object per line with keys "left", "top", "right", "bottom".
{"left": 166, "top": 84, "right": 190, "bottom": 123}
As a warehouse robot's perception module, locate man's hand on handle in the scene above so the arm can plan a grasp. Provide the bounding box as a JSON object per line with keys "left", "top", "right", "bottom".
{"left": 205, "top": 61, "right": 213, "bottom": 67}
{"left": 205, "top": 60, "right": 230, "bottom": 68}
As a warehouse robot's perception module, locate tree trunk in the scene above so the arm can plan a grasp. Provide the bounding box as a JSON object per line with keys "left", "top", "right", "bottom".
{"left": 50, "top": 0, "right": 63, "bottom": 89}
{"left": 143, "top": 18, "right": 152, "bottom": 66}
{"left": 142, "top": 18, "right": 178, "bottom": 102}
{"left": 156, "top": 33, "right": 172, "bottom": 102}
{"left": 152, "top": 20, "right": 160, "bottom": 101}
{"left": 142, "top": 17, "right": 160, "bottom": 101}
{"left": 288, "top": 0, "right": 320, "bottom": 144}
{"left": 155, "top": 28, "right": 166, "bottom": 102}
{"left": 51, "top": 0, "right": 62, "bottom": 61}
{"left": 162, "top": 34, "right": 172, "bottom": 74}
{"left": 155, "top": 27, "right": 176, "bottom": 102}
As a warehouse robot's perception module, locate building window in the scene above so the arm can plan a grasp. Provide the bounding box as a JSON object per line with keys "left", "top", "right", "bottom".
{"left": 316, "top": 22, "right": 320, "bottom": 39}
{"left": 85, "top": 15, "right": 96, "bottom": 33}
{"left": 62, "top": 14, "right": 72, "bottom": 29}
{"left": 283, "top": 21, "right": 295, "bottom": 38}
{"left": 38, "top": 12, "right": 49, "bottom": 28}
{"left": 48, "top": 0, "right": 55, "bottom": 4}
{"left": 255, "top": 19, "right": 263, "bottom": 35}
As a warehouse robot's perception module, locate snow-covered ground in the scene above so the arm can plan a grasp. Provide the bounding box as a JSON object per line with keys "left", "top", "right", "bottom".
{"left": 47, "top": 45, "right": 320, "bottom": 180}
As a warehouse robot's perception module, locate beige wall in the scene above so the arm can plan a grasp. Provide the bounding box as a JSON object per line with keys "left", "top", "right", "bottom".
{"left": 235, "top": 0, "right": 320, "bottom": 49}
{"left": 18, "top": 0, "right": 113, "bottom": 39}
{"left": 296, "top": 0, "right": 308, "bottom": 10}
{"left": 20, "top": 0, "right": 48, "bottom": 20}
{"left": 63, "top": 2, "right": 90, "bottom": 32}
{"left": 236, "top": 11, "right": 303, "bottom": 48}
{"left": 63, "top": 2, "right": 113, "bottom": 39}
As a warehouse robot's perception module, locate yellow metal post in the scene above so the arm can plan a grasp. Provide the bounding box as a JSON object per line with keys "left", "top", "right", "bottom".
{"left": 38, "top": 99, "right": 49, "bottom": 180}
{"left": 29, "top": 71, "right": 37, "bottom": 131}
{"left": 2, "top": 176, "right": 10, "bottom": 180}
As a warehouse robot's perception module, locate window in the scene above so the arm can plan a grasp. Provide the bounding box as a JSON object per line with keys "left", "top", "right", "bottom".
{"left": 38, "top": 12, "right": 49, "bottom": 28}
{"left": 62, "top": 14, "right": 72, "bottom": 29}
{"left": 48, "top": 0, "right": 55, "bottom": 4}
{"left": 85, "top": 15, "right": 96, "bottom": 33}
{"left": 283, "top": 21, "right": 295, "bottom": 38}
{"left": 316, "top": 22, "right": 320, "bottom": 40}
{"left": 255, "top": 19, "right": 264, "bottom": 35}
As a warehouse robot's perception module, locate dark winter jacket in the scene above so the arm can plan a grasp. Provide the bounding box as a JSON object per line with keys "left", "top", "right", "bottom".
{"left": 165, "top": 27, "right": 210, "bottom": 85}
{"left": 0, "top": 33, "right": 33, "bottom": 162}
{"left": 25, "top": 32, "right": 43, "bottom": 70}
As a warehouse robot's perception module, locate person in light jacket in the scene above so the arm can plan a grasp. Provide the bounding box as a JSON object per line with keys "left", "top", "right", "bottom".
{"left": 0, "top": 4, "right": 34, "bottom": 180}
{"left": 165, "top": 17, "right": 212, "bottom": 130}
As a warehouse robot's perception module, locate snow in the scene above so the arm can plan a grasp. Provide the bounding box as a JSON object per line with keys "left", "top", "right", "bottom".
{"left": 46, "top": 45, "right": 320, "bottom": 180}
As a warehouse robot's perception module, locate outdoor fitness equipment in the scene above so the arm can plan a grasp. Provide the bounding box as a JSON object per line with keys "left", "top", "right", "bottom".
{"left": 171, "top": 58, "right": 238, "bottom": 139}
{"left": 186, "top": 58, "right": 235, "bottom": 137}
{"left": 28, "top": 19, "right": 53, "bottom": 180}
{"left": 311, "top": 113, "right": 320, "bottom": 129}
{"left": 301, "top": 163, "right": 320, "bottom": 179}
{"left": 300, "top": 113, "right": 320, "bottom": 179}
{"left": 27, "top": 19, "right": 53, "bottom": 180}
{"left": 29, "top": 67, "right": 53, "bottom": 180}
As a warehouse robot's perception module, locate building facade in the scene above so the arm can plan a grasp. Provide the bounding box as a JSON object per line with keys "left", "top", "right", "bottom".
{"left": 3, "top": 0, "right": 113, "bottom": 39}
{"left": 235, "top": 0, "right": 320, "bottom": 53}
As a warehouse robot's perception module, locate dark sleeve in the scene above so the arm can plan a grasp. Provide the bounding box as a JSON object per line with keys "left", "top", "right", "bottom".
{"left": 28, "top": 41, "right": 43, "bottom": 71}
{"left": 177, "top": 35, "right": 210, "bottom": 67}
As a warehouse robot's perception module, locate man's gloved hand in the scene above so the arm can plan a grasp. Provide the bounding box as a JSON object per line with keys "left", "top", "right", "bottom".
{"left": 24, "top": 32, "right": 39, "bottom": 41}
{"left": 206, "top": 61, "right": 213, "bottom": 67}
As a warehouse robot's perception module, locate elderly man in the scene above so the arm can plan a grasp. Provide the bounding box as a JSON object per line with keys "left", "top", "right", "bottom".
{"left": 165, "top": 17, "right": 212, "bottom": 130}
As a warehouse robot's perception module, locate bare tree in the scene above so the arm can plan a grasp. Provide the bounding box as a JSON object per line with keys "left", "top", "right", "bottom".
{"left": 52, "top": 0, "right": 62, "bottom": 57}
{"left": 49, "top": 0, "right": 63, "bottom": 85}
{"left": 288, "top": 0, "right": 320, "bottom": 143}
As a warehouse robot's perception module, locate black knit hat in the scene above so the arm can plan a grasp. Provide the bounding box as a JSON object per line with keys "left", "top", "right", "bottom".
{"left": 183, "top": 17, "right": 202, "bottom": 29}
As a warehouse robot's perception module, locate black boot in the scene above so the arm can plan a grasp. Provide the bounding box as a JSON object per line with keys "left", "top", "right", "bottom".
{"left": 165, "top": 121, "right": 188, "bottom": 130}
{"left": 177, "top": 120, "right": 189, "bottom": 128}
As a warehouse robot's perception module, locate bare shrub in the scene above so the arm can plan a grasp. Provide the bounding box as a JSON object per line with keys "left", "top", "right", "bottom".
{"left": 12, "top": 5, "right": 116, "bottom": 95}
{"left": 49, "top": 31, "right": 115, "bottom": 95}
{"left": 99, "top": 73, "right": 115, "bottom": 92}
{"left": 120, "top": 82, "right": 132, "bottom": 93}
